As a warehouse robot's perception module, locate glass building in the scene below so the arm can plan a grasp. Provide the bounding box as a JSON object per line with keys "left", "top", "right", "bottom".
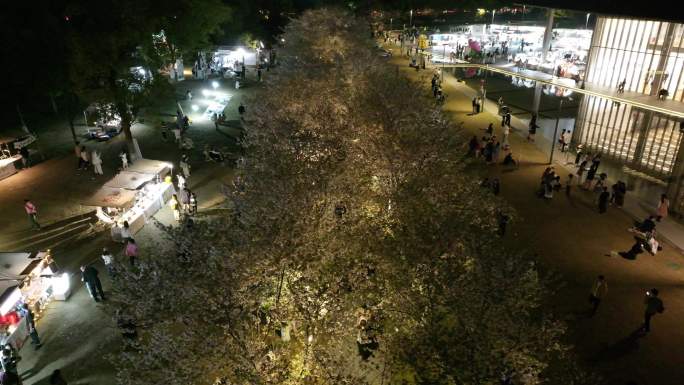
{"left": 574, "top": 16, "right": 684, "bottom": 213}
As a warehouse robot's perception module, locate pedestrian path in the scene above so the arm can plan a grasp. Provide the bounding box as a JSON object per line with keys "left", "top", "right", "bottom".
{"left": 385, "top": 43, "right": 684, "bottom": 385}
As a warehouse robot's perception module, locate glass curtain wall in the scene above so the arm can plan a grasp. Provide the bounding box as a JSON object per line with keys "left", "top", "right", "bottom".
{"left": 586, "top": 18, "right": 684, "bottom": 100}
{"left": 576, "top": 17, "right": 684, "bottom": 177}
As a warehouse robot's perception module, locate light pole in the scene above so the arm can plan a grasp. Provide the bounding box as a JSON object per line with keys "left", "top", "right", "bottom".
{"left": 549, "top": 98, "right": 564, "bottom": 164}
{"left": 390, "top": 17, "right": 393, "bottom": 31}
{"left": 585, "top": 13, "right": 590, "bottom": 29}
{"left": 492, "top": 9, "right": 496, "bottom": 25}
{"left": 410, "top": 10, "right": 413, "bottom": 28}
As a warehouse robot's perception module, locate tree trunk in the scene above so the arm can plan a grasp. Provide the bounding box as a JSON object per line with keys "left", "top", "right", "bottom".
{"left": 120, "top": 119, "right": 136, "bottom": 159}
{"left": 66, "top": 93, "right": 78, "bottom": 144}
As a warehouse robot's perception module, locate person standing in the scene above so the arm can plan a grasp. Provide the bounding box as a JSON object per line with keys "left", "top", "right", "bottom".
{"left": 190, "top": 192, "right": 198, "bottom": 215}
{"left": 642, "top": 289, "right": 665, "bottom": 333}
{"left": 81, "top": 265, "right": 105, "bottom": 302}
{"left": 80, "top": 146, "right": 90, "bottom": 169}
{"left": 101, "top": 248, "right": 114, "bottom": 276}
{"left": 23, "top": 304, "right": 42, "bottom": 349}
{"left": 125, "top": 239, "right": 139, "bottom": 266}
{"left": 120, "top": 151, "right": 129, "bottom": 169}
{"left": 589, "top": 275, "right": 608, "bottom": 316}
{"left": 170, "top": 194, "right": 181, "bottom": 222}
{"left": 91, "top": 149, "right": 103, "bottom": 175}
{"left": 472, "top": 97, "right": 477, "bottom": 114}
{"left": 561, "top": 130, "right": 570, "bottom": 152}
{"left": 19, "top": 146, "right": 30, "bottom": 168}
{"left": 656, "top": 194, "right": 669, "bottom": 221}
{"left": 24, "top": 199, "right": 41, "bottom": 230}
{"left": 598, "top": 187, "right": 610, "bottom": 213}
{"left": 238, "top": 103, "right": 246, "bottom": 121}
{"left": 485, "top": 123, "right": 494, "bottom": 136}
{"left": 74, "top": 141, "right": 83, "bottom": 170}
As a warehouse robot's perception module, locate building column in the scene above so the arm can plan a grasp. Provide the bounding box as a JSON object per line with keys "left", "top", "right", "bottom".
{"left": 532, "top": 82, "right": 543, "bottom": 114}
{"left": 650, "top": 22, "right": 676, "bottom": 96}
{"left": 667, "top": 130, "right": 684, "bottom": 215}
{"left": 532, "top": 9, "right": 554, "bottom": 115}
{"left": 630, "top": 109, "right": 653, "bottom": 167}
{"left": 541, "top": 9, "right": 555, "bottom": 61}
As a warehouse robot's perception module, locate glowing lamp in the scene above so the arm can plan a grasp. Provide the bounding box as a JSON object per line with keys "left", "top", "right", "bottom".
{"left": 0, "top": 288, "right": 21, "bottom": 315}
{"left": 201, "top": 89, "right": 210, "bottom": 97}
{"left": 212, "top": 81, "right": 219, "bottom": 89}
{"left": 191, "top": 104, "right": 199, "bottom": 111}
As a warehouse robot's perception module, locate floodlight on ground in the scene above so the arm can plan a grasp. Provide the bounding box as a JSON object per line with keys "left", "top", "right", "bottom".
{"left": 212, "top": 81, "right": 219, "bottom": 89}
{"left": 191, "top": 104, "right": 199, "bottom": 111}
{"left": 202, "top": 89, "right": 210, "bottom": 97}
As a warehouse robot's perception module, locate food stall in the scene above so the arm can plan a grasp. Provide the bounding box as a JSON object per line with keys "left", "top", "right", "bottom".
{"left": 0, "top": 134, "right": 37, "bottom": 181}
{"left": 83, "top": 159, "right": 174, "bottom": 241}
{"left": 0, "top": 251, "right": 70, "bottom": 350}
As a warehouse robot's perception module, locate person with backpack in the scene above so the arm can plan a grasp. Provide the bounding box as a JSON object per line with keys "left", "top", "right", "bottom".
{"left": 642, "top": 289, "right": 665, "bottom": 333}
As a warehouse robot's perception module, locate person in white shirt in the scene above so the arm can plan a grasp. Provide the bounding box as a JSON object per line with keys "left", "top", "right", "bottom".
{"left": 101, "top": 248, "right": 114, "bottom": 275}
{"left": 91, "top": 150, "right": 103, "bottom": 175}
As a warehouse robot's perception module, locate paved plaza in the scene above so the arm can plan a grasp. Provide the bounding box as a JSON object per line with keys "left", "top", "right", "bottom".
{"left": 387, "top": 45, "right": 684, "bottom": 385}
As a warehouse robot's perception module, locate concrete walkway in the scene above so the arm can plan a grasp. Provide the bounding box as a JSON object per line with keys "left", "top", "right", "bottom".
{"left": 386, "top": 44, "right": 684, "bottom": 385}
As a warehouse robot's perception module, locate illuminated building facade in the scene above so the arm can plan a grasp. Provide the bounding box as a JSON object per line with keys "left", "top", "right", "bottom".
{"left": 574, "top": 16, "right": 684, "bottom": 212}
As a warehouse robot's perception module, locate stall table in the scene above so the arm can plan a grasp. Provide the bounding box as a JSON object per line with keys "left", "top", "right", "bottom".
{"left": 0, "top": 156, "right": 20, "bottom": 181}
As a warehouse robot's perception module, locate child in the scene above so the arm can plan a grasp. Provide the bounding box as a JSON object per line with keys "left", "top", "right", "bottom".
{"left": 190, "top": 192, "right": 198, "bottom": 215}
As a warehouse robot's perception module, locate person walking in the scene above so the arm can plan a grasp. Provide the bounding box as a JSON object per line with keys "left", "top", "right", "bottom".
{"left": 527, "top": 114, "right": 537, "bottom": 142}
{"left": 101, "top": 248, "right": 114, "bottom": 276}
{"left": 24, "top": 199, "right": 41, "bottom": 230}
{"left": 598, "top": 187, "right": 610, "bottom": 213}
{"left": 589, "top": 275, "right": 608, "bottom": 316}
{"left": 49, "top": 369, "right": 68, "bottom": 385}
{"left": 91, "top": 149, "right": 103, "bottom": 176}
{"left": 176, "top": 173, "right": 186, "bottom": 191}
{"left": 642, "top": 289, "right": 665, "bottom": 333}
{"left": 472, "top": 97, "right": 477, "bottom": 114}
{"left": 23, "top": 304, "right": 42, "bottom": 349}
{"left": 617, "top": 79, "right": 626, "bottom": 93}
{"left": 125, "top": 238, "right": 139, "bottom": 266}
{"left": 502, "top": 124, "right": 510, "bottom": 149}
{"left": 656, "top": 194, "right": 669, "bottom": 221}
{"left": 565, "top": 173, "right": 574, "bottom": 196}
{"left": 81, "top": 265, "right": 105, "bottom": 302}
{"left": 180, "top": 154, "right": 191, "bottom": 177}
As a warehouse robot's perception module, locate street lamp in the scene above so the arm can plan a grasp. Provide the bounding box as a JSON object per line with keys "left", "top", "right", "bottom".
{"left": 585, "top": 13, "right": 591, "bottom": 29}
{"left": 410, "top": 10, "right": 413, "bottom": 27}
{"left": 549, "top": 98, "right": 564, "bottom": 164}
{"left": 492, "top": 9, "right": 496, "bottom": 25}
{"left": 211, "top": 81, "right": 219, "bottom": 89}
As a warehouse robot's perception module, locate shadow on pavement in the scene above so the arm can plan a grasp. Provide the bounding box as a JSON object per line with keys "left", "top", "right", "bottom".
{"left": 590, "top": 327, "right": 645, "bottom": 364}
